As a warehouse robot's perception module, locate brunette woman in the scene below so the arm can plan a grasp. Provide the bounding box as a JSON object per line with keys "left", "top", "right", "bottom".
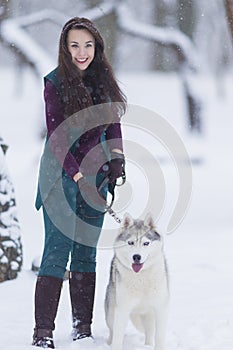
{"left": 33, "top": 17, "right": 126, "bottom": 348}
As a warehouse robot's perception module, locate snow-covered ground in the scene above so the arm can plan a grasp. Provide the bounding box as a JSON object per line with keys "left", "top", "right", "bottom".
{"left": 1, "top": 67, "right": 233, "bottom": 349}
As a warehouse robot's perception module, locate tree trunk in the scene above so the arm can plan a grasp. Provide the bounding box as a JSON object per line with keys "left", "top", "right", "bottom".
{"left": 178, "top": 0, "right": 196, "bottom": 39}
{"left": 153, "top": 0, "right": 179, "bottom": 71}
{"left": 224, "top": 0, "right": 233, "bottom": 44}
{"left": 85, "top": 0, "right": 117, "bottom": 65}
{"left": 0, "top": 0, "right": 10, "bottom": 20}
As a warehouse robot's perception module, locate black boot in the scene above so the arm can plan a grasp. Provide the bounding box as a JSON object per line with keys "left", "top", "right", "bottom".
{"left": 69, "top": 272, "right": 96, "bottom": 340}
{"left": 32, "top": 276, "right": 63, "bottom": 348}
{"left": 32, "top": 329, "right": 54, "bottom": 349}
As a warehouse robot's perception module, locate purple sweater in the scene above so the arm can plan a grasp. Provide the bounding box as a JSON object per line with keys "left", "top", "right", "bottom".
{"left": 44, "top": 80, "right": 123, "bottom": 178}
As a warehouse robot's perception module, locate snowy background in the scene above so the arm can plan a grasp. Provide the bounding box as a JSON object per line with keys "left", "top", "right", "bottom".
{"left": 1, "top": 0, "right": 233, "bottom": 349}
{"left": 1, "top": 67, "right": 233, "bottom": 350}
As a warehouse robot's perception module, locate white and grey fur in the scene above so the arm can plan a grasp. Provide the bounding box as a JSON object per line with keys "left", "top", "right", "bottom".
{"left": 105, "top": 213, "right": 169, "bottom": 350}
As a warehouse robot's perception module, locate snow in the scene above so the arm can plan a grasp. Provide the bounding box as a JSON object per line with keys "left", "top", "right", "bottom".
{"left": 1, "top": 240, "right": 16, "bottom": 249}
{"left": 1, "top": 67, "right": 233, "bottom": 349}
{"left": 0, "top": 256, "right": 8, "bottom": 264}
{"left": 10, "top": 261, "right": 20, "bottom": 270}
{"left": 0, "top": 142, "right": 21, "bottom": 269}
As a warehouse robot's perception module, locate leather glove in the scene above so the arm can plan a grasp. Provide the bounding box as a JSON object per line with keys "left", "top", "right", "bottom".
{"left": 108, "top": 152, "right": 125, "bottom": 183}
{"left": 77, "top": 177, "right": 106, "bottom": 210}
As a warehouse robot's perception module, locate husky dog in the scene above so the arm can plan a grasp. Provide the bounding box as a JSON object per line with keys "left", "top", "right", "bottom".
{"left": 105, "top": 213, "right": 169, "bottom": 350}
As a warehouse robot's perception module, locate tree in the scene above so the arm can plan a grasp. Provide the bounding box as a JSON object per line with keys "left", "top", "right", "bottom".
{"left": 0, "top": 137, "right": 23, "bottom": 283}
{"left": 0, "top": 0, "right": 10, "bottom": 20}
{"left": 224, "top": 0, "right": 233, "bottom": 44}
{"left": 85, "top": 0, "right": 117, "bottom": 64}
{"left": 0, "top": 0, "right": 39, "bottom": 77}
{"left": 117, "top": 2, "right": 202, "bottom": 132}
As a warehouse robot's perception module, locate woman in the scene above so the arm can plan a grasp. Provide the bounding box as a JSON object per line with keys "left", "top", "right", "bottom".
{"left": 33, "top": 17, "right": 126, "bottom": 348}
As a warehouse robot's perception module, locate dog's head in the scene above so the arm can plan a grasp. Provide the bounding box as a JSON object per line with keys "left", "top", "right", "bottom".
{"left": 114, "top": 213, "right": 162, "bottom": 273}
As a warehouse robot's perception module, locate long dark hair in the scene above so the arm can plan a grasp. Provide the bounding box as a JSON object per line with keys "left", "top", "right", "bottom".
{"left": 57, "top": 17, "right": 127, "bottom": 123}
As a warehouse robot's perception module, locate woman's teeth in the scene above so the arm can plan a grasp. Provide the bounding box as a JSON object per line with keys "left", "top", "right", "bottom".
{"left": 77, "top": 58, "right": 88, "bottom": 63}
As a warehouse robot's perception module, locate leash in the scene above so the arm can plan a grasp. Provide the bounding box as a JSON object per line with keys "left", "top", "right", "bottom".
{"left": 99, "top": 171, "right": 125, "bottom": 224}
{"left": 105, "top": 204, "right": 122, "bottom": 224}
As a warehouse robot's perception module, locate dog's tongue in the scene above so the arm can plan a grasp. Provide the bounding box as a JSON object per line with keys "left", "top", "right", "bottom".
{"left": 132, "top": 263, "right": 143, "bottom": 273}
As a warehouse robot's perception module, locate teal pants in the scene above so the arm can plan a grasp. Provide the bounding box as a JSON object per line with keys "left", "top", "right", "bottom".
{"left": 38, "top": 173, "right": 107, "bottom": 279}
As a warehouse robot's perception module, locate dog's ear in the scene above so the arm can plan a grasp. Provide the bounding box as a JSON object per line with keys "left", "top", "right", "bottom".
{"left": 122, "top": 213, "right": 134, "bottom": 228}
{"left": 144, "top": 213, "right": 156, "bottom": 230}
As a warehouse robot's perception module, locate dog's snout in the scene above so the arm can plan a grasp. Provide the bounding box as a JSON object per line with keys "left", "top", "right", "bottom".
{"left": 133, "top": 254, "right": 141, "bottom": 262}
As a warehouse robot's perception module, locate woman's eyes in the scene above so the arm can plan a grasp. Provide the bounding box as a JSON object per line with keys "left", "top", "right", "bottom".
{"left": 70, "top": 44, "right": 93, "bottom": 49}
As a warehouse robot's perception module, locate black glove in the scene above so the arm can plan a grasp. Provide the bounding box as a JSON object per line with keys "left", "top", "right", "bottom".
{"left": 77, "top": 177, "right": 106, "bottom": 210}
{"left": 108, "top": 152, "right": 125, "bottom": 183}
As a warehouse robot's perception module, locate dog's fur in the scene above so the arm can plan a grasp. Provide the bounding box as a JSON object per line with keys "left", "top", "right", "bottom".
{"left": 105, "top": 213, "right": 169, "bottom": 350}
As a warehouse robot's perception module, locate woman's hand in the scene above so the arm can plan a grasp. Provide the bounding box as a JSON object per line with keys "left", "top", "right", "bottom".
{"left": 76, "top": 176, "right": 106, "bottom": 210}
{"left": 108, "top": 151, "right": 125, "bottom": 183}
{"left": 73, "top": 172, "right": 83, "bottom": 182}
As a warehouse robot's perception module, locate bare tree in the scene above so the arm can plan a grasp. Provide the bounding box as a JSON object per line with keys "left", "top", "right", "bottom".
{"left": 117, "top": 2, "right": 202, "bottom": 133}
{"left": 86, "top": 0, "right": 117, "bottom": 64}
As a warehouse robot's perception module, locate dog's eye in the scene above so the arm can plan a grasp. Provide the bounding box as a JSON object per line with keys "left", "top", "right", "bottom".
{"left": 143, "top": 241, "right": 150, "bottom": 246}
{"left": 128, "top": 241, "right": 134, "bottom": 246}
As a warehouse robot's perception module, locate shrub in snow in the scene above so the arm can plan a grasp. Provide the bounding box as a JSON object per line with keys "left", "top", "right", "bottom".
{"left": 0, "top": 137, "right": 23, "bottom": 283}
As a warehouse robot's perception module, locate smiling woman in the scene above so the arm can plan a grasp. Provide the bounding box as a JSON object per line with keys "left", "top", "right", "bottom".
{"left": 32, "top": 16, "right": 127, "bottom": 349}
{"left": 67, "top": 29, "right": 95, "bottom": 72}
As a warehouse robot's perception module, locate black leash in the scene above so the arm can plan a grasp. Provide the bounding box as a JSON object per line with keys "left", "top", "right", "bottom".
{"left": 105, "top": 204, "right": 122, "bottom": 224}
{"left": 100, "top": 170, "right": 126, "bottom": 223}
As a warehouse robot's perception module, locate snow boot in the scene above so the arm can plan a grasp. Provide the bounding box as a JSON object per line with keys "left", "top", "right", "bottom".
{"left": 32, "top": 276, "right": 63, "bottom": 348}
{"left": 69, "top": 272, "right": 96, "bottom": 340}
{"left": 32, "top": 329, "right": 54, "bottom": 349}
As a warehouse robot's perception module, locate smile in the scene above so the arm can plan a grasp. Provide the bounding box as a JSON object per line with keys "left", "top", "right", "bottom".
{"left": 76, "top": 58, "right": 88, "bottom": 64}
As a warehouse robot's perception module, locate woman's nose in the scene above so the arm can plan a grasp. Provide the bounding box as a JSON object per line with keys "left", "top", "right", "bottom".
{"left": 78, "top": 47, "right": 86, "bottom": 56}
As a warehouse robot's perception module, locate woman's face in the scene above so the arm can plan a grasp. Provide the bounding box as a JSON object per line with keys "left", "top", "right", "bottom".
{"left": 67, "top": 29, "right": 95, "bottom": 71}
